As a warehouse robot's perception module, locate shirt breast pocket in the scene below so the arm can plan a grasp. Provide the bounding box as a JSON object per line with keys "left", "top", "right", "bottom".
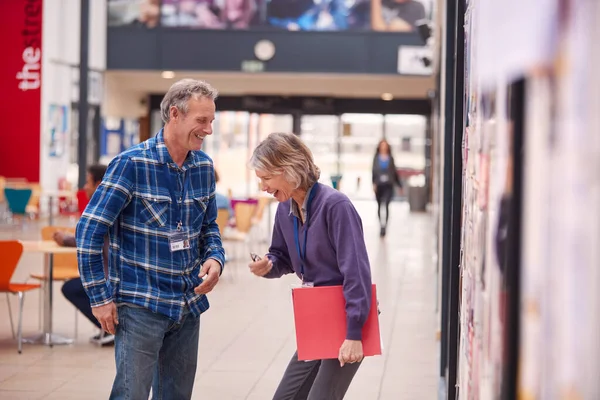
{"left": 192, "top": 196, "right": 210, "bottom": 227}
{"left": 139, "top": 196, "right": 171, "bottom": 228}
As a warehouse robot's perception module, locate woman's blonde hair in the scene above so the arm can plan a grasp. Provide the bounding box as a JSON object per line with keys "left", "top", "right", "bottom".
{"left": 249, "top": 132, "right": 321, "bottom": 191}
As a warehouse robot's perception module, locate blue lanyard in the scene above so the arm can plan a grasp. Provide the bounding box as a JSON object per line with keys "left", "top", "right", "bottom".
{"left": 293, "top": 184, "right": 319, "bottom": 279}
{"left": 162, "top": 163, "right": 190, "bottom": 230}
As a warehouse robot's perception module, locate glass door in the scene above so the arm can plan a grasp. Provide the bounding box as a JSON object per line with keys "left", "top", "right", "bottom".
{"left": 210, "top": 111, "right": 250, "bottom": 198}
{"left": 339, "top": 113, "right": 384, "bottom": 199}
{"left": 210, "top": 112, "right": 292, "bottom": 198}
{"left": 300, "top": 115, "right": 340, "bottom": 189}
{"left": 300, "top": 113, "right": 427, "bottom": 200}
{"left": 384, "top": 114, "right": 427, "bottom": 188}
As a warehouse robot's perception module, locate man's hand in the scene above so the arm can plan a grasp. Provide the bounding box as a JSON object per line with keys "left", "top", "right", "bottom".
{"left": 53, "top": 231, "right": 67, "bottom": 246}
{"left": 249, "top": 256, "right": 272, "bottom": 277}
{"left": 338, "top": 339, "right": 364, "bottom": 367}
{"left": 194, "top": 259, "right": 221, "bottom": 295}
{"left": 92, "top": 302, "right": 118, "bottom": 335}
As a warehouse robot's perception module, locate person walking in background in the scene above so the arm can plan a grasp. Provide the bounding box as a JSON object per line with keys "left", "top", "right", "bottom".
{"left": 372, "top": 139, "right": 402, "bottom": 237}
{"left": 55, "top": 164, "right": 113, "bottom": 346}
{"left": 76, "top": 79, "right": 225, "bottom": 400}
{"left": 248, "top": 132, "right": 373, "bottom": 400}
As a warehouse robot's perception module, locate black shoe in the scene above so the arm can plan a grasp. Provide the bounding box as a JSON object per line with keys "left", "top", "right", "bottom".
{"left": 90, "top": 333, "right": 115, "bottom": 346}
{"left": 380, "top": 226, "right": 386, "bottom": 237}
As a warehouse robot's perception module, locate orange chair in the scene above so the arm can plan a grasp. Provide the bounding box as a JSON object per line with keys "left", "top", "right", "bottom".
{"left": 217, "top": 203, "right": 257, "bottom": 262}
{"left": 216, "top": 209, "right": 229, "bottom": 236}
{"left": 0, "top": 241, "right": 41, "bottom": 353}
{"left": 233, "top": 202, "right": 256, "bottom": 234}
{"left": 249, "top": 196, "right": 272, "bottom": 243}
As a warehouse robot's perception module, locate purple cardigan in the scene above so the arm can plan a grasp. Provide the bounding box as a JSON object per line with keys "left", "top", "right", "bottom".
{"left": 265, "top": 183, "right": 373, "bottom": 340}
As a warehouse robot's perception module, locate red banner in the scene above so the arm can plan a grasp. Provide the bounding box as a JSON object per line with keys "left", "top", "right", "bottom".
{"left": 0, "top": 0, "right": 43, "bottom": 182}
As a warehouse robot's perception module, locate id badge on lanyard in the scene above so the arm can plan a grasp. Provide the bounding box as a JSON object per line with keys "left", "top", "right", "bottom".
{"left": 163, "top": 164, "right": 191, "bottom": 253}
{"left": 169, "top": 223, "right": 190, "bottom": 252}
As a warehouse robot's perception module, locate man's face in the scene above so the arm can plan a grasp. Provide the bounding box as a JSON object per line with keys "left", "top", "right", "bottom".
{"left": 171, "top": 97, "right": 215, "bottom": 152}
{"left": 83, "top": 173, "right": 100, "bottom": 199}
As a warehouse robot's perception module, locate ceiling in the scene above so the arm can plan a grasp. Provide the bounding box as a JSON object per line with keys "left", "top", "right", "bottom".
{"left": 106, "top": 70, "right": 435, "bottom": 99}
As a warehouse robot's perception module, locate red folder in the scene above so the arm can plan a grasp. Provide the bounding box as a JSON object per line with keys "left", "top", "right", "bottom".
{"left": 292, "top": 284, "right": 382, "bottom": 361}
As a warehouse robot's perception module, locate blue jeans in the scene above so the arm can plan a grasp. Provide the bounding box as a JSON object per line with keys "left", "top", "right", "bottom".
{"left": 109, "top": 304, "right": 200, "bottom": 400}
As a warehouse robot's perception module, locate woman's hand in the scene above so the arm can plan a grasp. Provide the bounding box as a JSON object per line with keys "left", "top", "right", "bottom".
{"left": 338, "top": 339, "right": 364, "bottom": 367}
{"left": 249, "top": 256, "right": 273, "bottom": 277}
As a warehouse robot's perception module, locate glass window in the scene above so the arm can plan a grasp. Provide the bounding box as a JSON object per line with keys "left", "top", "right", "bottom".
{"left": 300, "top": 115, "right": 340, "bottom": 188}
{"left": 210, "top": 112, "right": 292, "bottom": 198}
{"left": 339, "top": 113, "right": 384, "bottom": 198}
{"left": 384, "top": 114, "right": 427, "bottom": 170}
{"left": 210, "top": 111, "right": 250, "bottom": 198}
{"left": 150, "top": 109, "right": 164, "bottom": 137}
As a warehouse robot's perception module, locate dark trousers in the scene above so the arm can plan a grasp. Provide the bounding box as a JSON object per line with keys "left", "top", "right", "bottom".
{"left": 375, "top": 184, "right": 394, "bottom": 228}
{"left": 61, "top": 278, "right": 101, "bottom": 329}
{"left": 272, "top": 351, "right": 361, "bottom": 400}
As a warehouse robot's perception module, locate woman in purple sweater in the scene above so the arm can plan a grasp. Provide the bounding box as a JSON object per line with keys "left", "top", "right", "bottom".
{"left": 248, "top": 132, "right": 373, "bottom": 400}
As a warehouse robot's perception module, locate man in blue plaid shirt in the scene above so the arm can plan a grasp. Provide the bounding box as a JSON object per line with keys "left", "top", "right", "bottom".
{"left": 76, "top": 79, "right": 225, "bottom": 400}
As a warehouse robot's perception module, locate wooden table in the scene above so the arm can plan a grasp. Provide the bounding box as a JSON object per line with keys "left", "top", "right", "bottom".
{"left": 20, "top": 240, "right": 77, "bottom": 346}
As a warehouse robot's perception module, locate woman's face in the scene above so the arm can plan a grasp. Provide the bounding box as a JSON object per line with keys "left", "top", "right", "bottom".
{"left": 255, "top": 169, "right": 296, "bottom": 203}
{"left": 379, "top": 141, "right": 390, "bottom": 154}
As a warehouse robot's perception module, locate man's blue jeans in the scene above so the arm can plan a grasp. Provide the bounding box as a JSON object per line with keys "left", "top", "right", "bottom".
{"left": 109, "top": 304, "right": 200, "bottom": 400}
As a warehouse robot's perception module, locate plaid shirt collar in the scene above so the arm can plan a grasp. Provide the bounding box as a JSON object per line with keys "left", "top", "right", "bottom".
{"left": 155, "top": 129, "right": 196, "bottom": 171}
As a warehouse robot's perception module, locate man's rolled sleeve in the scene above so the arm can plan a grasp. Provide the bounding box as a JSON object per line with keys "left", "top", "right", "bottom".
{"left": 76, "top": 156, "right": 134, "bottom": 307}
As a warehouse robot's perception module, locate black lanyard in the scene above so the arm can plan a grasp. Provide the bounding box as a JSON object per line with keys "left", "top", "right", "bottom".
{"left": 162, "top": 163, "right": 190, "bottom": 230}
{"left": 293, "top": 184, "right": 319, "bottom": 280}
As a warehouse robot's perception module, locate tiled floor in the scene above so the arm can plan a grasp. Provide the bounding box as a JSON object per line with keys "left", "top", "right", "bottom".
{"left": 0, "top": 200, "right": 439, "bottom": 399}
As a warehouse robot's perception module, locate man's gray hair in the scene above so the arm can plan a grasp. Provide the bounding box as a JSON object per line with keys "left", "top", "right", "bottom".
{"left": 249, "top": 132, "right": 321, "bottom": 191}
{"left": 160, "top": 79, "right": 218, "bottom": 123}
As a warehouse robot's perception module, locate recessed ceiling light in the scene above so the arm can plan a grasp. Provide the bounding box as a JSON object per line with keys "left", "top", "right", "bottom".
{"left": 161, "top": 71, "right": 175, "bottom": 79}
{"left": 381, "top": 93, "right": 393, "bottom": 101}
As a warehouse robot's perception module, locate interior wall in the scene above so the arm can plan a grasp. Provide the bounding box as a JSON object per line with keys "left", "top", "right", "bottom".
{"left": 103, "top": 76, "right": 148, "bottom": 118}
{"left": 40, "top": 0, "right": 106, "bottom": 194}
{"left": 0, "top": 0, "right": 44, "bottom": 182}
